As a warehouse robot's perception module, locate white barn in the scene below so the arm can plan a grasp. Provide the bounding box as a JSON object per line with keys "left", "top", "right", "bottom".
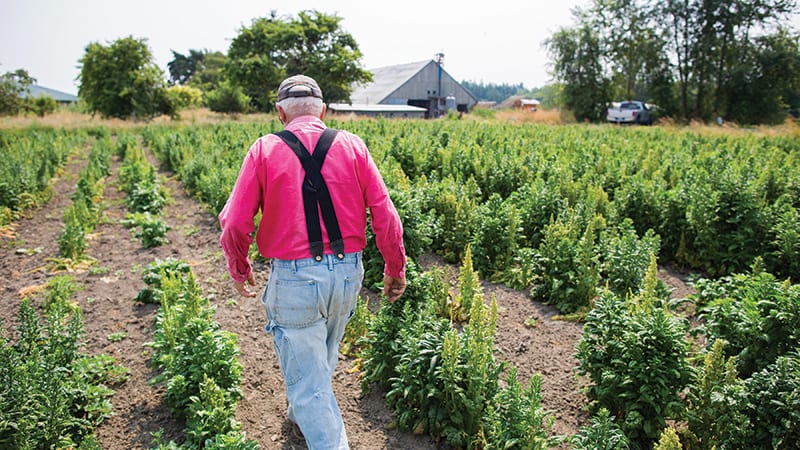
{"left": 329, "top": 58, "right": 478, "bottom": 119}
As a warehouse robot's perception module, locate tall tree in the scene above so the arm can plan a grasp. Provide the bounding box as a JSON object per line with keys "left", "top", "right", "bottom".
{"left": 589, "top": 0, "right": 667, "bottom": 101}
{"left": 722, "top": 29, "right": 800, "bottom": 124}
{"left": 658, "top": 0, "right": 797, "bottom": 120}
{"left": 78, "top": 36, "right": 173, "bottom": 119}
{"left": 547, "top": 25, "right": 612, "bottom": 122}
{"left": 189, "top": 51, "right": 227, "bottom": 92}
{"left": 167, "top": 49, "right": 205, "bottom": 85}
{"left": 226, "top": 10, "right": 371, "bottom": 112}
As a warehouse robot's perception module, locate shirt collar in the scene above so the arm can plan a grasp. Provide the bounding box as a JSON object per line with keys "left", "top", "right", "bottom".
{"left": 285, "top": 115, "right": 325, "bottom": 130}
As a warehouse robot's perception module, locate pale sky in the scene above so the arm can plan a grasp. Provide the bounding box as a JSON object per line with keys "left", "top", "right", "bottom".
{"left": 1, "top": 0, "right": 798, "bottom": 96}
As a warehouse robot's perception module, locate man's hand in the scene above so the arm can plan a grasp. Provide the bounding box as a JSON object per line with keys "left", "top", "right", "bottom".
{"left": 234, "top": 273, "right": 257, "bottom": 298}
{"left": 383, "top": 275, "right": 407, "bottom": 303}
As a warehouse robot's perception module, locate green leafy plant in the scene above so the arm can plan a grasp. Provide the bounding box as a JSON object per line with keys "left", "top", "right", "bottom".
{"left": 0, "top": 291, "right": 127, "bottom": 449}
{"left": 683, "top": 339, "right": 740, "bottom": 449}
{"left": 697, "top": 261, "right": 800, "bottom": 377}
{"left": 58, "top": 203, "right": 88, "bottom": 260}
{"left": 531, "top": 212, "right": 602, "bottom": 314}
{"left": 135, "top": 258, "right": 193, "bottom": 304}
{"left": 575, "top": 262, "right": 692, "bottom": 448}
{"left": 653, "top": 427, "right": 682, "bottom": 450}
{"left": 570, "top": 408, "right": 629, "bottom": 450}
{"left": 599, "top": 218, "right": 661, "bottom": 296}
{"left": 122, "top": 211, "right": 171, "bottom": 248}
{"left": 482, "top": 368, "right": 560, "bottom": 449}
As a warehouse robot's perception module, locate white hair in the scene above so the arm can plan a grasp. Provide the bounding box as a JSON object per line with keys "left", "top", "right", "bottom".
{"left": 276, "top": 96, "right": 324, "bottom": 118}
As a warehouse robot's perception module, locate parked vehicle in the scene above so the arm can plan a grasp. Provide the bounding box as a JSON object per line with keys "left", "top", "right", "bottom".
{"left": 607, "top": 101, "right": 654, "bottom": 125}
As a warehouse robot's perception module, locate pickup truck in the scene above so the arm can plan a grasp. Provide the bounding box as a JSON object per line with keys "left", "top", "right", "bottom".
{"left": 607, "top": 101, "right": 654, "bottom": 125}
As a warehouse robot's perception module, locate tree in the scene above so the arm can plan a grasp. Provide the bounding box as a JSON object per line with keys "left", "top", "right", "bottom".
{"left": 657, "top": 0, "right": 797, "bottom": 121}
{"left": 722, "top": 29, "right": 800, "bottom": 124}
{"left": 168, "top": 49, "right": 228, "bottom": 92}
{"left": 167, "top": 49, "right": 205, "bottom": 85}
{"left": 205, "top": 80, "right": 250, "bottom": 113}
{"left": 189, "top": 51, "right": 227, "bottom": 92}
{"left": 78, "top": 36, "right": 174, "bottom": 119}
{"left": 547, "top": 25, "right": 612, "bottom": 122}
{"left": 0, "top": 68, "right": 35, "bottom": 116}
{"left": 226, "top": 10, "right": 371, "bottom": 112}
{"left": 460, "top": 80, "right": 527, "bottom": 103}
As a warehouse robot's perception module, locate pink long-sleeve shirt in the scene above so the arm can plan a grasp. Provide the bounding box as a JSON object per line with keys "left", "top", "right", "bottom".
{"left": 219, "top": 115, "right": 406, "bottom": 283}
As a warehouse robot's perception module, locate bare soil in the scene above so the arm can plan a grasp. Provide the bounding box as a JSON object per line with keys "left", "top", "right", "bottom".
{"left": 0, "top": 145, "right": 695, "bottom": 449}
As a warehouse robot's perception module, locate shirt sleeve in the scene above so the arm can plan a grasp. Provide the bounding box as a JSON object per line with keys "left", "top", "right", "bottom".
{"left": 354, "top": 135, "right": 407, "bottom": 278}
{"left": 218, "top": 145, "right": 262, "bottom": 283}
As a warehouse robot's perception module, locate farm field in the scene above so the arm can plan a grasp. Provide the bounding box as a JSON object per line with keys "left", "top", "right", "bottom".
{"left": 2, "top": 114, "right": 799, "bottom": 449}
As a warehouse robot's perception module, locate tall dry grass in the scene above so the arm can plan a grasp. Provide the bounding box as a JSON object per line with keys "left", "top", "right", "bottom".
{"left": 0, "top": 108, "right": 278, "bottom": 130}
{"left": 3, "top": 106, "right": 797, "bottom": 139}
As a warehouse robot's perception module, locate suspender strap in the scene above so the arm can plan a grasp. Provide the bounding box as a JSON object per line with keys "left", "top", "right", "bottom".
{"left": 274, "top": 128, "right": 345, "bottom": 261}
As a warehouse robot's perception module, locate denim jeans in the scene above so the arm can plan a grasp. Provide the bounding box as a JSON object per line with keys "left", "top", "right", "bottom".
{"left": 263, "top": 252, "right": 363, "bottom": 450}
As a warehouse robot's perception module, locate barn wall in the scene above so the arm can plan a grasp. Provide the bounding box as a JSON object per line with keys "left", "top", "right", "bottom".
{"left": 386, "top": 61, "right": 477, "bottom": 109}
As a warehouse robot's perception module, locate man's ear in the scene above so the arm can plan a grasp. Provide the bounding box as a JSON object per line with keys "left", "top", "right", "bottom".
{"left": 320, "top": 103, "right": 327, "bottom": 120}
{"left": 276, "top": 105, "right": 287, "bottom": 124}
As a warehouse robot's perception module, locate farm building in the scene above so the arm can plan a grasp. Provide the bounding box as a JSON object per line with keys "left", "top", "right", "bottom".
{"left": 20, "top": 84, "right": 78, "bottom": 104}
{"left": 496, "top": 95, "right": 540, "bottom": 111}
{"left": 329, "top": 56, "right": 478, "bottom": 119}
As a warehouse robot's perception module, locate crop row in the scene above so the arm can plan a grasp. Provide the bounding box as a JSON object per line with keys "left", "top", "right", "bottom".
{"left": 0, "top": 127, "right": 100, "bottom": 226}
{"left": 143, "top": 259, "right": 257, "bottom": 449}
{"left": 136, "top": 119, "right": 799, "bottom": 448}
{"left": 141, "top": 120, "right": 799, "bottom": 311}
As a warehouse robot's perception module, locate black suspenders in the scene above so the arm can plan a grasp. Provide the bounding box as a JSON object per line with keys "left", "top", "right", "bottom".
{"left": 273, "top": 128, "right": 345, "bottom": 261}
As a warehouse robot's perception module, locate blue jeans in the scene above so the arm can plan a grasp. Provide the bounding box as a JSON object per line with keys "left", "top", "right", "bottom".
{"left": 263, "top": 252, "right": 363, "bottom": 450}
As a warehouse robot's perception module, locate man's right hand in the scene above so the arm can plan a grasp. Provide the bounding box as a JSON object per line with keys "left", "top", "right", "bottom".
{"left": 234, "top": 273, "right": 257, "bottom": 298}
{"left": 383, "top": 275, "right": 407, "bottom": 303}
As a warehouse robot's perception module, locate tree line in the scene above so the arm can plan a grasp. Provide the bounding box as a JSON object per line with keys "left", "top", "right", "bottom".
{"left": 546, "top": 0, "right": 800, "bottom": 124}
{"left": 2, "top": 4, "right": 798, "bottom": 124}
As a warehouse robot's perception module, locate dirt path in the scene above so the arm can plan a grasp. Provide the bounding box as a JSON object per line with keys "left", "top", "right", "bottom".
{"left": 0, "top": 141, "right": 695, "bottom": 449}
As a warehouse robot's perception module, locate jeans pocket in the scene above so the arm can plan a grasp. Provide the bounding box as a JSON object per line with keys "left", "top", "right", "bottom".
{"left": 343, "top": 275, "right": 362, "bottom": 320}
{"left": 272, "top": 328, "right": 303, "bottom": 386}
{"left": 269, "top": 279, "right": 322, "bottom": 328}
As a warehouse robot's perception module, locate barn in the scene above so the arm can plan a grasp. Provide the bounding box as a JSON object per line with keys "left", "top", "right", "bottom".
{"left": 21, "top": 84, "right": 78, "bottom": 104}
{"left": 329, "top": 56, "right": 478, "bottom": 119}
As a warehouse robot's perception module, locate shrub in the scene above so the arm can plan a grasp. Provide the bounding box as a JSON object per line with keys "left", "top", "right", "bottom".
{"left": 717, "top": 354, "right": 800, "bottom": 449}
{"left": 134, "top": 258, "right": 192, "bottom": 304}
{"left": 576, "top": 263, "right": 692, "bottom": 448}
{"left": 26, "top": 95, "right": 58, "bottom": 117}
{"left": 205, "top": 81, "right": 250, "bottom": 114}
{"left": 470, "top": 193, "right": 521, "bottom": 280}
{"left": 0, "top": 294, "right": 126, "bottom": 448}
{"left": 697, "top": 262, "right": 800, "bottom": 377}
{"left": 599, "top": 218, "right": 661, "bottom": 297}
{"left": 684, "top": 339, "right": 740, "bottom": 449}
{"left": 122, "top": 212, "right": 171, "bottom": 248}
{"left": 483, "top": 369, "right": 560, "bottom": 449}
{"left": 148, "top": 272, "right": 243, "bottom": 417}
{"left": 530, "top": 212, "right": 602, "bottom": 314}
{"left": 570, "top": 409, "right": 629, "bottom": 450}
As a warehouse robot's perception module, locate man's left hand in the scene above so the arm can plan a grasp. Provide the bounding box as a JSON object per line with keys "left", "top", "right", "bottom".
{"left": 234, "top": 273, "right": 257, "bottom": 298}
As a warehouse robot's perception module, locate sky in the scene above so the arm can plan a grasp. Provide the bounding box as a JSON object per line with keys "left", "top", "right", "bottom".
{"left": 1, "top": 0, "right": 799, "bottom": 96}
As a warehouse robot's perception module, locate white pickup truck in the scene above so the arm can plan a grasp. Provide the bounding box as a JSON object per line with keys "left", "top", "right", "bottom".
{"left": 607, "top": 101, "right": 654, "bottom": 125}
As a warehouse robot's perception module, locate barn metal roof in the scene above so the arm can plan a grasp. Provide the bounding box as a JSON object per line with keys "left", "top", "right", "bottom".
{"left": 349, "top": 60, "right": 431, "bottom": 104}
{"left": 21, "top": 84, "right": 78, "bottom": 103}
{"left": 328, "top": 103, "right": 427, "bottom": 113}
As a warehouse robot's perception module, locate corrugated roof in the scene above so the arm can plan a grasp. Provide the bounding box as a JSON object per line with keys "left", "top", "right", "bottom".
{"left": 21, "top": 84, "right": 78, "bottom": 103}
{"left": 328, "top": 103, "right": 427, "bottom": 113}
{"left": 349, "top": 60, "right": 431, "bottom": 104}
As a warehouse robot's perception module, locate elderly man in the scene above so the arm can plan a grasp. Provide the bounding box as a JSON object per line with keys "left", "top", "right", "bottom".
{"left": 219, "top": 74, "right": 407, "bottom": 449}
